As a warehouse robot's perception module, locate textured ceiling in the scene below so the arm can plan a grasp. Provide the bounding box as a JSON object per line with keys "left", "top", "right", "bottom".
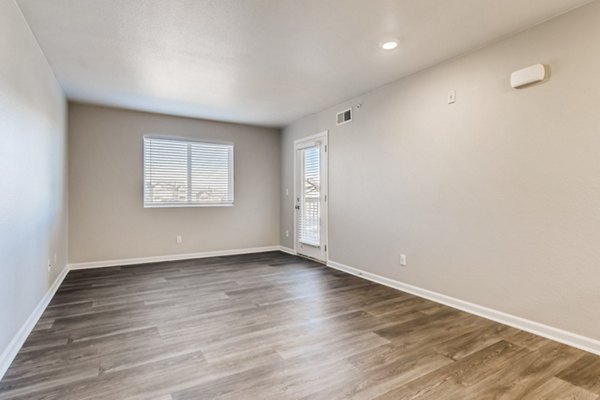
{"left": 17, "top": 0, "right": 594, "bottom": 127}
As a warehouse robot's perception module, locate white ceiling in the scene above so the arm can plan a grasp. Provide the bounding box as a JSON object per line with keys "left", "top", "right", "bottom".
{"left": 17, "top": 0, "right": 593, "bottom": 127}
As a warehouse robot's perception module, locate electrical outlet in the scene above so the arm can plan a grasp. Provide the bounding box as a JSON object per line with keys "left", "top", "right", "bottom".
{"left": 399, "top": 254, "right": 407, "bottom": 266}
{"left": 176, "top": 235, "right": 183, "bottom": 244}
{"left": 285, "top": 230, "right": 289, "bottom": 237}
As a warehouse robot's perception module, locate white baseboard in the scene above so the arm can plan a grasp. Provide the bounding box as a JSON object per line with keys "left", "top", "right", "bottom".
{"left": 68, "top": 246, "right": 281, "bottom": 270}
{"left": 327, "top": 259, "right": 600, "bottom": 356}
{"left": 0, "top": 265, "right": 69, "bottom": 380}
{"left": 279, "top": 246, "right": 297, "bottom": 255}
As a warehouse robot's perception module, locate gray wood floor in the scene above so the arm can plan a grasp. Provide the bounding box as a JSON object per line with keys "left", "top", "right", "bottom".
{"left": 1, "top": 251, "right": 599, "bottom": 399}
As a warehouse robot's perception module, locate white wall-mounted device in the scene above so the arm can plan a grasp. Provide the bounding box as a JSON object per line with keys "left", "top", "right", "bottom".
{"left": 447, "top": 90, "right": 456, "bottom": 104}
{"left": 510, "top": 64, "right": 547, "bottom": 88}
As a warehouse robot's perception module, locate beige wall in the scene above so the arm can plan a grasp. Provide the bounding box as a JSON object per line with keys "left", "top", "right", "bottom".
{"left": 68, "top": 104, "right": 280, "bottom": 263}
{"left": 281, "top": 1, "right": 600, "bottom": 340}
{"left": 0, "top": 0, "right": 67, "bottom": 359}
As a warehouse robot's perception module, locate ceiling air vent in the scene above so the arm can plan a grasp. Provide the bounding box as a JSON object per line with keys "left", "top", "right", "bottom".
{"left": 336, "top": 108, "right": 352, "bottom": 125}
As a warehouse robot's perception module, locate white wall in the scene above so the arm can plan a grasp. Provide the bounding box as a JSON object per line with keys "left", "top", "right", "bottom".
{"left": 281, "top": 1, "right": 600, "bottom": 341}
{"left": 0, "top": 0, "right": 67, "bottom": 365}
{"left": 68, "top": 104, "right": 280, "bottom": 264}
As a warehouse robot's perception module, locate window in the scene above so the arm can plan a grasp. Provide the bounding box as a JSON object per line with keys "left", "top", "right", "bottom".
{"left": 143, "top": 136, "right": 234, "bottom": 207}
{"left": 298, "top": 146, "right": 321, "bottom": 246}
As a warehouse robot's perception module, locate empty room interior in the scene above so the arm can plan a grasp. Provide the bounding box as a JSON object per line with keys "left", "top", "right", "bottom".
{"left": 3, "top": 0, "right": 600, "bottom": 398}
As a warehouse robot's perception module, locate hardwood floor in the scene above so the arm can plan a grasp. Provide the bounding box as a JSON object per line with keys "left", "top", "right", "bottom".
{"left": 1, "top": 251, "right": 599, "bottom": 399}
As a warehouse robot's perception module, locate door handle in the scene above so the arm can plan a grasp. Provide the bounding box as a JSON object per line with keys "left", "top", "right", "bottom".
{"left": 295, "top": 205, "right": 300, "bottom": 210}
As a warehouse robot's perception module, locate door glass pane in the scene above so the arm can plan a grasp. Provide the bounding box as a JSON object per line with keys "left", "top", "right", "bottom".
{"left": 300, "top": 146, "right": 320, "bottom": 246}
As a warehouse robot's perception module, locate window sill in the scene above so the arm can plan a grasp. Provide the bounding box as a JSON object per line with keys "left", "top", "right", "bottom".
{"left": 144, "top": 203, "right": 234, "bottom": 208}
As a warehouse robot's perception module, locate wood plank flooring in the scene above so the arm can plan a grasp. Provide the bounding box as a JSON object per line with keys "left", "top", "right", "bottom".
{"left": 1, "top": 251, "right": 599, "bottom": 399}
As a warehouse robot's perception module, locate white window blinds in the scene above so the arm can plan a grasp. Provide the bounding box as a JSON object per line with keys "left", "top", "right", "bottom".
{"left": 143, "top": 137, "right": 234, "bottom": 207}
{"left": 298, "top": 145, "right": 321, "bottom": 246}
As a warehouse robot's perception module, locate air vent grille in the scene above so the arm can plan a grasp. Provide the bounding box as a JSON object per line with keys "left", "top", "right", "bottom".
{"left": 336, "top": 108, "right": 352, "bottom": 125}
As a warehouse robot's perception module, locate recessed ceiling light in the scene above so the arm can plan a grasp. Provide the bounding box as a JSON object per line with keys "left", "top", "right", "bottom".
{"left": 381, "top": 40, "right": 398, "bottom": 50}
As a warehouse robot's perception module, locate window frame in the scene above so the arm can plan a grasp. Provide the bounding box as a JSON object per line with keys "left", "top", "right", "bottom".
{"left": 143, "top": 135, "right": 235, "bottom": 208}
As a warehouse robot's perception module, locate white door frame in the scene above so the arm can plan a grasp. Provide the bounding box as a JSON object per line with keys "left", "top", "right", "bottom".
{"left": 293, "top": 130, "right": 328, "bottom": 262}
